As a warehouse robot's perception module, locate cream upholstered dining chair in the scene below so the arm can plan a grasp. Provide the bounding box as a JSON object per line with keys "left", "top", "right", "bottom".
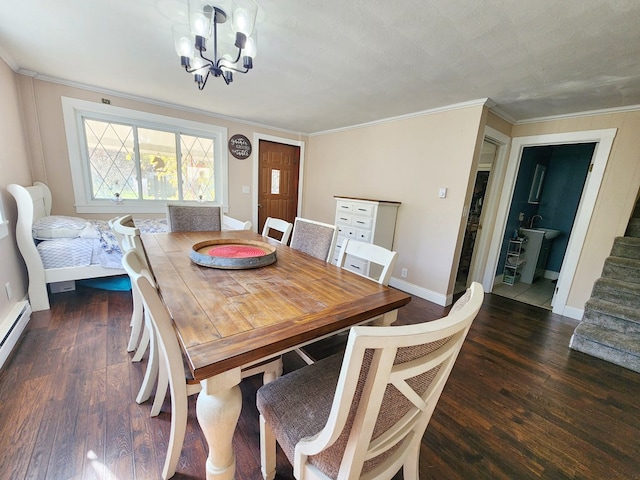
{"left": 294, "top": 238, "right": 400, "bottom": 365}
{"left": 262, "top": 217, "right": 293, "bottom": 244}
{"left": 257, "top": 282, "right": 484, "bottom": 480}
{"left": 223, "top": 214, "right": 252, "bottom": 230}
{"left": 166, "top": 203, "right": 223, "bottom": 232}
{"left": 289, "top": 217, "right": 338, "bottom": 262}
{"left": 121, "top": 248, "right": 283, "bottom": 480}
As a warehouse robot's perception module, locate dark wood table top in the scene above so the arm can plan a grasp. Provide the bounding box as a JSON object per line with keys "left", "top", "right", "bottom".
{"left": 141, "top": 230, "right": 411, "bottom": 381}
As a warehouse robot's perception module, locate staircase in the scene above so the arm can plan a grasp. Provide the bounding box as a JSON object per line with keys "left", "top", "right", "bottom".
{"left": 569, "top": 199, "right": 640, "bottom": 373}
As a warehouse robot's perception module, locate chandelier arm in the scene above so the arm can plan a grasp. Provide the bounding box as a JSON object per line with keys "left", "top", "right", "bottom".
{"left": 198, "top": 69, "right": 211, "bottom": 91}
{"left": 221, "top": 64, "right": 249, "bottom": 74}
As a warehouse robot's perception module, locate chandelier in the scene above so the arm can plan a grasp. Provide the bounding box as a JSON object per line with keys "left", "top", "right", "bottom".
{"left": 173, "top": 0, "right": 259, "bottom": 88}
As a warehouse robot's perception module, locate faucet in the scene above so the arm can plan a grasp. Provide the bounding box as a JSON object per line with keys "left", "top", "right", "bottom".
{"left": 529, "top": 214, "right": 543, "bottom": 228}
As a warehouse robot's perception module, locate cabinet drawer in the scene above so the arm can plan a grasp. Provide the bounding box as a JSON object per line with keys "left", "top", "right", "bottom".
{"left": 336, "top": 201, "right": 354, "bottom": 214}
{"left": 351, "top": 216, "right": 373, "bottom": 230}
{"left": 336, "top": 212, "right": 353, "bottom": 226}
{"left": 341, "top": 255, "right": 368, "bottom": 275}
{"left": 355, "top": 229, "right": 371, "bottom": 242}
{"left": 352, "top": 203, "right": 374, "bottom": 217}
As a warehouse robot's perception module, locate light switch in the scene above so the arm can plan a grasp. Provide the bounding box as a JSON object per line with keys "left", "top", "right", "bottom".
{"left": 242, "top": 185, "right": 250, "bottom": 194}
{"left": 438, "top": 187, "right": 447, "bottom": 198}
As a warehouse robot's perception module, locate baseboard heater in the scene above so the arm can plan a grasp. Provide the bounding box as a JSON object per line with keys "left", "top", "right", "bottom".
{"left": 0, "top": 300, "right": 32, "bottom": 370}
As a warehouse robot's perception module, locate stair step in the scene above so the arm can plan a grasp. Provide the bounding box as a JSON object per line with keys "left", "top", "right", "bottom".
{"left": 570, "top": 323, "right": 640, "bottom": 373}
{"left": 591, "top": 277, "right": 640, "bottom": 310}
{"left": 583, "top": 298, "right": 640, "bottom": 334}
{"left": 611, "top": 236, "right": 640, "bottom": 260}
{"left": 602, "top": 256, "right": 640, "bottom": 284}
{"left": 626, "top": 218, "right": 640, "bottom": 238}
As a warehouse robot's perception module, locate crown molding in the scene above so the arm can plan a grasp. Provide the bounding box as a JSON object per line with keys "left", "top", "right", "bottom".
{"left": 486, "top": 104, "right": 517, "bottom": 124}
{"left": 515, "top": 103, "right": 640, "bottom": 125}
{"left": 0, "top": 47, "right": 18, "bottom": 72}
{"left": 14, "top": 71, "right": 307, "bottom": 137}
{"left": 310, "top": 98, "right": 492, "bottom": 137}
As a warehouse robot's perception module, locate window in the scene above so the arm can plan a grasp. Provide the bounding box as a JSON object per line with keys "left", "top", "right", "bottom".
{"left": 62, "top": 98, "right": 228, "bottom": 214}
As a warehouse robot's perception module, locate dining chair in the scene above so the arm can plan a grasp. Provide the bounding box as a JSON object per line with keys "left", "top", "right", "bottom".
{"left": 109, "top": 215, "right": 145, "bottom": 354}
{"left": 294, "top": 238, "right": 400, "bottom": 365}
{"left": 166, "top": 203, "right": 223, "bottom": 232}
{"left": 337, "top": 238, "right": 398, "bottom": 286}
{"left": 122, "top": 248, "right": 283, "bottom": 480}
{"left": 223, "top": 214, "right": 252, "bottom": 231}
{"left": 257, "top": 282, "right": 484, "bottom": 480}
{"left": 110, "top": 215, "right": 159, "bottom": 406}
{"left": 261, "top": 217, "right": 293, "bottom": 244}
{"left": 289, "top": 217, "right": 338, "bottom": 262}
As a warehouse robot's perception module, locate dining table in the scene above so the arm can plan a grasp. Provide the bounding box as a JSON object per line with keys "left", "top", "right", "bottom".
{"left": 140, "top": 229, "right": 412, "bottom": 480}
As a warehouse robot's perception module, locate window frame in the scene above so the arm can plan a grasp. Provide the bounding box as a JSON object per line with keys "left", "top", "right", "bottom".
{"left": 62, "top": 97, "right": 229, "bottom": 214}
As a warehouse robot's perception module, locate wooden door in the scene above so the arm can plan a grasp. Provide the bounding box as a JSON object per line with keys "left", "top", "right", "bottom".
{"left": 258, "top": 140, "right": 300, "bottom": 234}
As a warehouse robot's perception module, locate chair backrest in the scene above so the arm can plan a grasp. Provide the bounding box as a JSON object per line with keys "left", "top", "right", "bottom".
{"left": 289, "top": 217, "right": 338, "bottom": 262}
{"left": 166, "top": 203, "right": 222, "bottom": 232}
{"left": 222, "top": 214, "right": 252, "bottom": 231}
{"left": 261, "top": 217, "right": 293, "bottom": 245}
{"left": 294, "top": 282, "right": 484, "bottom": 479}
{"left": 110, "top": 215, "right": 155, "bottom": 278}
{"left": 337, "top": 238, "right": 398, "bottom": 286}
{"left": 121, "top": 249, "right": 189, "bottom": 479}
{"left": 108, "top": 214, "right": 135, "bottom": 252}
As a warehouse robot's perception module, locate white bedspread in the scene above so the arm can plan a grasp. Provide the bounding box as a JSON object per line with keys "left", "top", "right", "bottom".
{"left": 36, "top": 218, "right": 168, "bottom": 270}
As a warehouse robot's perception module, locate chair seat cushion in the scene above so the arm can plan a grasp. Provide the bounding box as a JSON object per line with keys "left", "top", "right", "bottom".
{"left": 257, "top": 353, "right": 343, "bottom": 465}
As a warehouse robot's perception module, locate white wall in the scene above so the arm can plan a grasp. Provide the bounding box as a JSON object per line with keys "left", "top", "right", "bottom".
{"left": 0, "top": 59, "right": 33, "bottom": 320}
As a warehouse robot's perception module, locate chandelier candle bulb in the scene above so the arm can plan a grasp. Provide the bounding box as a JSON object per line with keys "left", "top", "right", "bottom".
{"left": 176, "top": 0, "right": 259, "bottom": 88}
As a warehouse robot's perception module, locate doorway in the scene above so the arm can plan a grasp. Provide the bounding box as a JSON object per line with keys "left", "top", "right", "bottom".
{"left": 253, "top": 134, "right": 305, "bottom": 236}
{"left": 492, "top": 143, "right": 595, "bottom": 310}
{"left": 483, "top": 129, "right": 617, "bottom": 318}
{"left": 257, "top": 140, "right": 300, "bottom": 234}
{"left": 455, "top": 140, "right": 495, "bottom": 294}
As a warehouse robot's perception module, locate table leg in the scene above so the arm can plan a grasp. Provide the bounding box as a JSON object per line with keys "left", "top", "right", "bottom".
{"left": 374, "top": 309, "right": 398, "bottom": 326}
{"left": 197, "top": 368, "right": 243, "bottom": 480}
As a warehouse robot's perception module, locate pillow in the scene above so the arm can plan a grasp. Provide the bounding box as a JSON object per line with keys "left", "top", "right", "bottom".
{"left": 32, "top": 215, "right": 90, "bottom": 240}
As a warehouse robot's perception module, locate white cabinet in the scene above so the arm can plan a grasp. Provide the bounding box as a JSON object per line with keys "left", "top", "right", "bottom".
{"left": 333, "top": 196, "right": 400, "bottom": 277}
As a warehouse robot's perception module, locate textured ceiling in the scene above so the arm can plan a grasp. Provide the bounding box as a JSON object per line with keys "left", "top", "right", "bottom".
{"left": 1, "top": 0, "right": 640, "bottom": 134}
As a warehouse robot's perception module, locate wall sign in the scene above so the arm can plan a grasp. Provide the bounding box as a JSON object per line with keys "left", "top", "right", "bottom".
{"left": 228, "top": 134, "right": 252, "bottom": 159}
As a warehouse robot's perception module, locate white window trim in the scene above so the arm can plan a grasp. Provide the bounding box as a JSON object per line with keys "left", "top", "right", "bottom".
{"left": 61, "top": 97, "right": 229, "bottom": 214}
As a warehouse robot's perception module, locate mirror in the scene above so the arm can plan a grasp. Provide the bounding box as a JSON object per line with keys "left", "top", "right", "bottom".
{"left": 528, "top": 164, "right": 546, "bottom": 204}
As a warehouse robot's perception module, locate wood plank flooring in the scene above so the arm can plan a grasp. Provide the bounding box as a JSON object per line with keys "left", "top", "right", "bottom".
{"left": 1, "top": 284, "right": 639, "bottom": 479}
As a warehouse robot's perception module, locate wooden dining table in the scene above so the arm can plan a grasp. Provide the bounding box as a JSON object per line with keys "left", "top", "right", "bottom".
{"left": 141, "top": 230, "right": 412, "bottom": 480}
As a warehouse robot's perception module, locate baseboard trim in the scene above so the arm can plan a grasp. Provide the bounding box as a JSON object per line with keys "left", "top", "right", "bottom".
{"left": 389, "top": 277, "right": 449, "bottom": 306}
{"left": 560, "top": 305, "right": 584, "bottom": 320}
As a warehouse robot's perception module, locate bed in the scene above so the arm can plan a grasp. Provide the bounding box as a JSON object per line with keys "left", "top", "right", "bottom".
{"left": 8, "top": 182, "right": 167, "bottom": 311}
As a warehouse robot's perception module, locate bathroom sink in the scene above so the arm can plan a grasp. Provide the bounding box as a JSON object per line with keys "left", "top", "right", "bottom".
{"left": 536, "top": 228, "right": 561, "bottom": 239}
{"left": 520, "top": 227, "right": 561, "bottom": 240}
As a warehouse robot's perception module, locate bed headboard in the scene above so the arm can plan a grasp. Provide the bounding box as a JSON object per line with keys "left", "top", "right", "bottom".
{"left": 8, "top": 182, "right": 52, "bottom": 226}
{"left": 7, "top": 182, "right": 54, "bottom": 309}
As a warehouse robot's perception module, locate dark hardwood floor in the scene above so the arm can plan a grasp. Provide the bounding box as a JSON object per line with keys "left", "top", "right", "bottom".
{"left": 1, "top": 284, "right": 639, "bottom": 479}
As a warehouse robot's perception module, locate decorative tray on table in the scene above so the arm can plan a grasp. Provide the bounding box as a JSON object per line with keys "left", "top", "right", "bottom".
{"left": 189, "top": 239, "right": 277, "bottom": 269}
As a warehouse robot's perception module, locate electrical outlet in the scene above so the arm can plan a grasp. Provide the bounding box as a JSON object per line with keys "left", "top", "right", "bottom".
{"left": 5, "top": 282, "right": 12, "bottom": 300}
{"left": 401, "top": 268, "right": 408, "bottom": 278}
{"left": 518, "top": 212, "right": 525, "bottom": 221}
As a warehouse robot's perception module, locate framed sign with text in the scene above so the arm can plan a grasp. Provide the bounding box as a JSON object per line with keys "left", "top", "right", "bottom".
{"left": 228, "top": 134, "right": 252, "bottom": 159}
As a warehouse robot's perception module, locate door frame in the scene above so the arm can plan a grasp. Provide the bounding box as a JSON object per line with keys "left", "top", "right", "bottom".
{"left": 252, "top": 133, "right": 305, "bottom": 231}
{"left": 483, "top": 128, "right": 617, "bottom": 318}
{"left": 468, "top": 126, "right": 511, "bottom": 288}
